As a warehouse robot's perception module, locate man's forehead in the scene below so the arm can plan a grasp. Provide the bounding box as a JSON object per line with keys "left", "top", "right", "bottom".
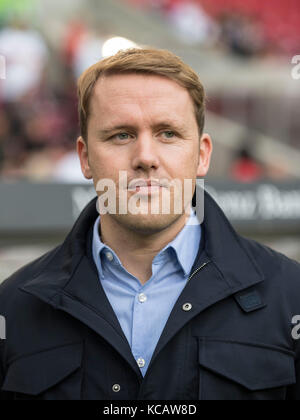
{"left": 89, "top": 74, "right": 194, "bottom": 123}
{"left": 92, "top": 73, "right": 191, "bottom": 101}
{"left": 87, "top": 73, "right": 197, "bottom": 133}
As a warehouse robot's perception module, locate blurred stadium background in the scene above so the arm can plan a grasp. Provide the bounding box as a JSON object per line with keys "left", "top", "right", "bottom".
{"left": 1, "top": 0, "right": 300, "bottom": 282}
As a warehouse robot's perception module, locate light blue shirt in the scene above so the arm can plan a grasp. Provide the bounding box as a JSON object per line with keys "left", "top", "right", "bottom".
{"left": 92, "top": 211, "right": 201, "bottom": 376}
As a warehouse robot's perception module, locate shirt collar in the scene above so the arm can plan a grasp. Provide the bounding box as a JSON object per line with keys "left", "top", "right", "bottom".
{"left": 92, "top": 209, "right": 202, "bottom": 278}
{"left": 92, "top": 216, "right": 108, "bottom": 279}
{"left": 164, "top": 209, "right": 201, "bottom": 276}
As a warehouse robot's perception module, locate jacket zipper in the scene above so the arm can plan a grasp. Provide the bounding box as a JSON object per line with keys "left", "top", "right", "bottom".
{"left": 188, "top": 261, "right": 211, "bottom": 282}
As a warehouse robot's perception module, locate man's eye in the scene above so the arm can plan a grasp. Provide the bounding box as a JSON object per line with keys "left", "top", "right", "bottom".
{"left": 162, "top": 131, "right": 175, "bottom": 139}
{"left": 114, "top": 133, "right": 129, "bottom": 140}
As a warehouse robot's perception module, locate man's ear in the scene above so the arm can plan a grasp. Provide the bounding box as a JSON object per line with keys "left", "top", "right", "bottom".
{"left": 196, "top": 133, "right": 213, "bottom": 178}
{"left": 77, "top": 136, "right": 93, "bottom": 179}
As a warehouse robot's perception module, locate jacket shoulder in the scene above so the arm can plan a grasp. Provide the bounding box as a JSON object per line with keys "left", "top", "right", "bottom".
{"left": 238, "top": 234, "right": 300, "bottom": 295}
{"left": 239, "top": 234, "right": 300, "bottom": 269}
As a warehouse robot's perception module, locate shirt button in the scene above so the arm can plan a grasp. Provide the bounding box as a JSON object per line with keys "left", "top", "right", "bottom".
{"left": 182, "top": 302, "right": 192, "bottom": 311}
{"left": 137, "top": 358, "right": 145, "bottom": 368}
{"left": 112, "top": 384, "right": 121, "bottom": 392}
{"left": 105, "top": 251, "right": 113, "bottom": 262}
{"left": 138, "top": 293, "right": 147, "bottom": 303}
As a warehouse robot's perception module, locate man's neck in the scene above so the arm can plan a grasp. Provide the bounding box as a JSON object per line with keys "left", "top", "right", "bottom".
{"left": 99, "top": 213, "right": 190, "bottom": 285}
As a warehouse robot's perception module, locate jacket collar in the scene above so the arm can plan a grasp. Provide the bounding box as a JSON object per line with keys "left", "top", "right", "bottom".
{"left": 198, "top": 189, "right": 265, "bottom": 291}
{"left": 20, "top": 188, "right": 265, "bottom": 376}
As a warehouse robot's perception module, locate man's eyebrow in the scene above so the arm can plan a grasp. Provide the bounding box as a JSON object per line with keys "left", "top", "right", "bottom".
{"left": 96, "top": 125, "right": 136, "bottom": 137}
{"left": 152, "top": 122, "right": 186, "bottom": 131}
{"left": 96, "top": 121, "right": 187, "bottom": 137}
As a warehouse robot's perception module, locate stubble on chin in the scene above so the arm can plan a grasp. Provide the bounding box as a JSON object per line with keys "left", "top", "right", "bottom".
{"left": 107, "top": 211, "right": 186, "bottom": 236}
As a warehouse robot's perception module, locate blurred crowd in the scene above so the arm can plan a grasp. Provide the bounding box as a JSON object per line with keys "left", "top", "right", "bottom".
{"left": 0, "top": 0, "right": 300, "bottom": 183}
{"left": 126, "top": 0, "right": 300, "bottom": 57}
{"left": 0, "top": 19, "right": 106, "bottom": 182}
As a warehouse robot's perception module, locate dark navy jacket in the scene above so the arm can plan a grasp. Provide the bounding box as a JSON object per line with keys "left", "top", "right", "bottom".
{"left": 1, "top": 191, "right": 300, "bottom": 400}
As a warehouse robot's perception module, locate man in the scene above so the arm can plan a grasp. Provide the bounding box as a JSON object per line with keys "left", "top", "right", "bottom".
{"left": 1, "top": 48, "right": 300, "bottom": 400}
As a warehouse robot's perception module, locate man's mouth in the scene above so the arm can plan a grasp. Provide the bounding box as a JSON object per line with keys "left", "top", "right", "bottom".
{"left": 134, "top": 185, "right": 162, "bottom": 194}
{"left": 127, "top": 179, "right": 167, "bottom": 195}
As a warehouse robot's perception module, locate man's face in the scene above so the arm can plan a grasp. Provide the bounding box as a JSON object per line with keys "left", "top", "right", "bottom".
{"left": 77, "top": 73, "right": 212, "bottom": 234}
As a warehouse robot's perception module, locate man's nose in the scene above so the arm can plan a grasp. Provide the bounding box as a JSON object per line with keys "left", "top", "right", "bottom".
{"left": 131, "top": 133, "right": 160, "bottom": 171}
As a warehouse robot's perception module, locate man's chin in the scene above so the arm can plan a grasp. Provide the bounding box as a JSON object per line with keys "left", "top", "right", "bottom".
{"left": 109, "top": 212, "right": 186, "bottom": 236}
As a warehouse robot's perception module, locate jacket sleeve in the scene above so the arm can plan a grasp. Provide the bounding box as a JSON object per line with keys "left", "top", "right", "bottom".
{"left": 0, "top": 341, "right": 12, "bottom": 400}
{"left": 286, "top": 339, "right": 300, "bottom": 400}
{"left": 0, "top": 341, "right": 6, "bottom": 400}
